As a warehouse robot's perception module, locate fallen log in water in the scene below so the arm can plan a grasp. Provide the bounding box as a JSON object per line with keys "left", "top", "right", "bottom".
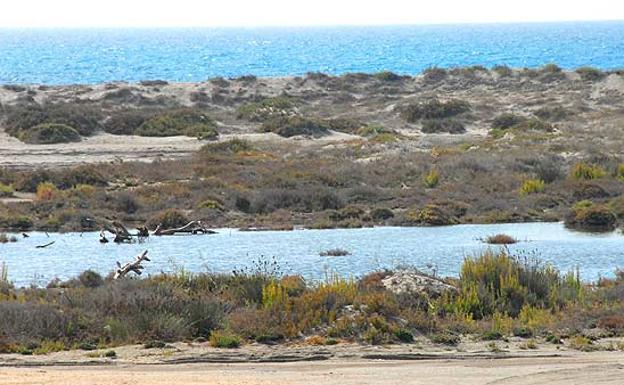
{"left": 101, "top": 221, "right": 150, "bottom": 243}
{"left": 114, "top": 250, "right": 151, "bottom": 279}
{"left": 153, "top": 220, "right": 216, "bottom": 236}
{"left": 35, "top": 241, "right": 55, "bottom": 249}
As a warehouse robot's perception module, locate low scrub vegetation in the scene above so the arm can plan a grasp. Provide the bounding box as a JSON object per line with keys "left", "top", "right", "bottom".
{"left": 421, "top": 119, "right": 465, "bottom": 134}
{"left": 0, "top": 136, "right": 623, "bottom": 233}
{"left": 0, "top": 251, "right": 622, "bottom": 353}
{"left": 565, "top": 201, "right": 617, "bottom": 232}
{"left": 519, "top": 179, "right": 545, "bottom": 196}
{"left": 261, "top": 116, "right": 330, "bottom": 137}
{"left": 483, "top": 234, "right": 517, "bottom": 245}
{"left": 134, "top": 109, "right": 218, "bottom": 139}
{"left": 400, "top": 98, "right": 470, "bottom": 122}
{"left": 236, "top": 96, "right": 298, "bottom": 122}
{"left": 4, "top": 103, "right": 102, "bottom": 137}
{"left": 18, "top": 123, "right": 81, "bottom": 144}
{"left": 575, "top": 67, "right": 605, "bottom": 82}
{"left": 319, "top": 248, "right": 350, "bottom": 257}
{"left": 571, "top": 162, "right": 606, "bottom": 180}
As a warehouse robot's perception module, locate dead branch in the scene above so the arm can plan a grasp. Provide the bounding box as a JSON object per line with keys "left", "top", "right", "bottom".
{"left": 101, "top": 221, "right": 149, "bottom": 243}
{"left": 114, "top": 250, "right": 151, "bottom": 279}
{"left": 153, "top": 220, "right": 216, "bottom": 236}
{"left": 36, "top": 241, "right": 55, "bottom": 248}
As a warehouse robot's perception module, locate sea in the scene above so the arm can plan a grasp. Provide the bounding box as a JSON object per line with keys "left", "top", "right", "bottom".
{"left": 0, "top": 21, "right": 623, "bottom": 84}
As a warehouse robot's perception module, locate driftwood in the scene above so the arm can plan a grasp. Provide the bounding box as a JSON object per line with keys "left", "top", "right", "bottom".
{"left": 114, "top": 250, "right": 151, "bottom": 279}
{"left": 102, "top": 221, "right": 149, "bottom": 243}
{"left": 137, "top": 226, "right": 149, "bottom": 238}
{"left": 153, "top": 220, "right": 216, "bottom": 236}
{"left": 36, "top": 241, "right": 55, "bottom": 249}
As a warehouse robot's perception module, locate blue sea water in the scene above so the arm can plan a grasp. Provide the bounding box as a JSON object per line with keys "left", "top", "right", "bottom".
{"left": 0, "top": 21, "right": 623, "bottom": 84}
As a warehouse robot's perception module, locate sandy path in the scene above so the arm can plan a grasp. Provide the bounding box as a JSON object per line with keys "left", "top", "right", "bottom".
{"left": 0, "top": 130, "right": 359, "bottom": 168}
{"left": 2, "top": 353, "right": 623, "bottom": 385}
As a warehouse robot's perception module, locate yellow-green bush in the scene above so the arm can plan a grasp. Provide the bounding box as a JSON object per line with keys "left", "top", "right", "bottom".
{"left": 209, "top": 330, "right": 242, "bottom": 348}
{"left": 0, "top": 183, "right": 14, "bottom": 198}
{"left": 519, "top": 179, "right": 545, "bottom": 196}
{"left": 571, "top": 162, "right": 606, "bottom": 180}
{"left": 452, "top": 250, "right": 581, "bottom": 318}
{"left": 424, "top": 169, "right": 440, "bottom": 188}
{"left": 36, "top": 182, "right": 58, "bottom": 201}
{"left": 262, "top": 281, "right": 289, "bottom": 309}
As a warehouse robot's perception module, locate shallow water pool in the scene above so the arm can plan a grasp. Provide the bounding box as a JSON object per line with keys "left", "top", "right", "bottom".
{"left": 1, "top": 222, "right": 623, "bottom": 287}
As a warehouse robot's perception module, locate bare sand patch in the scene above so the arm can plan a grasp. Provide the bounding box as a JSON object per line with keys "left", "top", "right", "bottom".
{"left": 1, "top": 351, "right": 623, "bottom": 385}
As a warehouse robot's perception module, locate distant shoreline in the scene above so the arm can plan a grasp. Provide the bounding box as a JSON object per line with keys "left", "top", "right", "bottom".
{"left": 0, "top": 65, "right": 621, "bottom": 87}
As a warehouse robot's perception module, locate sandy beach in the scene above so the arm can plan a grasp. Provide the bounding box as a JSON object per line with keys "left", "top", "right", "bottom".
{"left": 2, "top": 351, "right": 623, "bottom": 385}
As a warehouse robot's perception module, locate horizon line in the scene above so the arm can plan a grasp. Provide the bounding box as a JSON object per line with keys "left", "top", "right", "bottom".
{"left": 1, "top": 18, "right": 623, "bottom": 30}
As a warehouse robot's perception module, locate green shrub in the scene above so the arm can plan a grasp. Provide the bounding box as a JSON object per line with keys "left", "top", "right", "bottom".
{"left": 261, "top": 116, "right": 330, "bottom": 138}
{"left": 405, "top": 203, "right": 457, "bottom": 226}
{"left": 571, "top": 162, "right": 606, "bottom": 180}
{"left": 78, "top": 270, "right": 104, "bottom": 288}
{"left": 538, "top": 64, "right": 566, "bottom": 82}
{"left": 326, "top": 117, "right": 365, "bottom": 134}
{"left": 617, "top": 164, "right": 624, "bottom": 181}
{"left": 0, "top": 183, "right": 14, "bottom": 198}
{"left": 135, "top": 109, "right": 218, "bottom": 139}
{"left": 4, "top": 103, "right": 102, "bottom": 137}
{"left": 534, "top": 106, "right": 570, "bottom": 122}
{"left": 355, "top": 125, "right": 394, "bottom": 138}
{"left": 452, "top": 250, "right": 581, "bottom": 318}
{"left": 393, "top": 328, "right": 414, "bottom": 342}
{"left": 575, "top": 67, "right": 605, "bottom": 81}
{"left": 236, "top": 96, "right": 298, "bottom": 122}
{"left": 520, "top": 179, "right": 545, "bottom": 196}
{"left": 540, "top": 64, "right": 562, "bottom": 74}
{"left": 0, "top": 215, "right": 33, "bottom": 230}
{"left": 374, "top": 71, "right": 402, "bottom": 82}
{"left": 491, "top": 113, "right": 526, "bottom": 129}
{"left": 18, "top": 123, "right": 81, "bottom": 144}
{"left": 143, "top": 340, "right": 167, "bottom": 349}
{"left": 421, "top": 119, "right": 465, "bottom": 134}
{"left": 492, "top": 65, "right": 513, "bottom": 77}
{"left": 514, "top": 118, "right": 553, "bottom": 132}
{"left": 430, "top": 333, "right": 460, "bottom": 345}
{"left": 481, "top": 330, "right": 503, "bottom": 341}
{"left": 400, "top": 99, "right": 470, "bottom": 122}
{"left": 55, "top": 165, "right": 108, "bottom": 189}
{"left": 199, "top": 138, "right": 254, "bottom": 155}
{"left": 370, "top": 208, "right": 394, "bottom": 221}
{"left": 209, "top": 330, "right": 242, "bottom": 348}
{"left": 102, "top": 108, "right": 157, "bottom": 135}
{"left": 424, "top": 169, "right": 440, "bottom": 188}
{"left": 146, "top": 208, "right": 190, "bottom": 229}
{"left": 565, "top": 202, "right": 616, "bottom": 232}
{"left": 422, "top": 67, "right": 448, "bottom": 83}
{"left": 489, "top": 128, "right": 506, "bottom": 139}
